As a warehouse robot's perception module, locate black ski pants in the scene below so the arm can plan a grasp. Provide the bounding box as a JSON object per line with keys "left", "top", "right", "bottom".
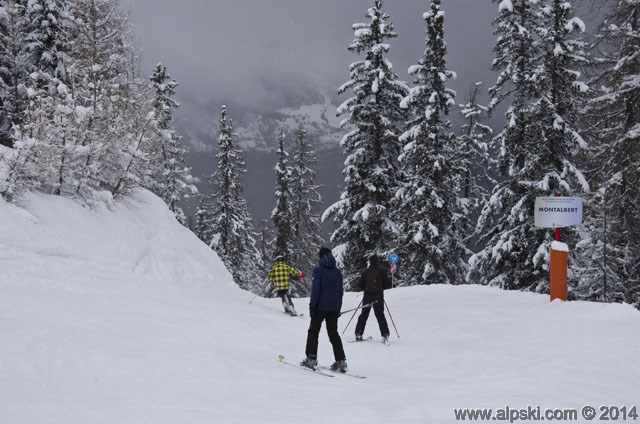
{"left": 305, "top": 311, "right": 346, "bottom": 361}
{"left": 355, "top": 291, "right": 389, "bottom": 337}
{"left": 277, "top": 289, "right": 294, "bottom": 311}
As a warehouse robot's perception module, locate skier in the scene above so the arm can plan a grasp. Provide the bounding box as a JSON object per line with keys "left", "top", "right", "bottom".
{"left": 268, "top": 255, "right": 304, "bottom": 316}
{"left": 354, "top": 254, "right": 391, "bottom": 343}
{"left": 301, "top": 247, "right": 347, "bottom": 373}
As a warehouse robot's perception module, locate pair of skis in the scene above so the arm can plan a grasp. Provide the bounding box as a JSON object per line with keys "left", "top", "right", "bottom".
{"left": 348, "top": 336, "right": 390, "bottom": 346}
{"left": 277, "top": 355, "right": 365, "bottom": 379}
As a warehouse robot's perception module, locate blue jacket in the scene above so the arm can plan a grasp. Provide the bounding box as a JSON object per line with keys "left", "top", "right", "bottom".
{"left": 309, "top": 253, "right": 343, "bottom": 313}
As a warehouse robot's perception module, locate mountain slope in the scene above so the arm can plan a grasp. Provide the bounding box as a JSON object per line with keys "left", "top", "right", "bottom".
{"left": 1, "top": 191, "right": 638, "bottom": 424}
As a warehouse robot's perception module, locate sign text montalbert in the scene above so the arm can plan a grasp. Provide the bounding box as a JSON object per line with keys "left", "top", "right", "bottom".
{"left": 534, "top": 197, "right": 583, "bottom": 228}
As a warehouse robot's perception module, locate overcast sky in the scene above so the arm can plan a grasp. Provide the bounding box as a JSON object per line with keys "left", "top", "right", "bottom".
{"left": 124, "top": 0, "right": 498, "bottom": 105}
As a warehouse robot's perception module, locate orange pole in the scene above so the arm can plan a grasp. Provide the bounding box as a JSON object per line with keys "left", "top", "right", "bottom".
{"left": 550, "top": 247, "right": 568, "bottom": 301}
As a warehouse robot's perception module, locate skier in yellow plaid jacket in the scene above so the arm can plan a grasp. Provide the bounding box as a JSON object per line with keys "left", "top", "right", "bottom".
{"left": 268, "top": 255, "right": 304, "bottom": 316}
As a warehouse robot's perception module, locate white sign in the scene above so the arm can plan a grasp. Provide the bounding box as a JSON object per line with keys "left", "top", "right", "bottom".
{"left": 534, "top": 197, "right": 583, "bottom": 228}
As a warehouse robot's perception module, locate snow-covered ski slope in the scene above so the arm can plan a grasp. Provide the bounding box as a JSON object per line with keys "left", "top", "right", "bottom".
{"left": 1, "top": 190, "right": 638, "bottom": 424}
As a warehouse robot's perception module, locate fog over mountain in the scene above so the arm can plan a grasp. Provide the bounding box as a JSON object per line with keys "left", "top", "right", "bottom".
{"left": 126, "top": 1, "right": 497, "bottom": 103}
{"left": 122, "top": 1, "right": 510, "bottom": 224}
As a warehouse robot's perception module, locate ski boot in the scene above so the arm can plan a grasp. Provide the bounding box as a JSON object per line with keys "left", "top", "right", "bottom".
{"left": 300, "top": 357, "right": 318, "bottom": 370}
{"left": 330, "top": 359, "right": 348, "bottom": 373}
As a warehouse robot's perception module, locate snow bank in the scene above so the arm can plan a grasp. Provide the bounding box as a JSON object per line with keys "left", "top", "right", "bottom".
{"left": 1, "top": 189, "right": 235, "bottom": 292}
{"left": 1, "top": 190, "right": 639, "bottom": 424}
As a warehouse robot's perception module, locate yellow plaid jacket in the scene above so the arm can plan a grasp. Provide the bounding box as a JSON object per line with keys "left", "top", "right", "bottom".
{"left": 268, "top": 260, "right": 300, "bottom": 290}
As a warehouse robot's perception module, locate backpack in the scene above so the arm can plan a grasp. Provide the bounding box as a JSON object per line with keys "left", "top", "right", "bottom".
{"left": 364, "top": 268, "right": 383, "bottom": 292}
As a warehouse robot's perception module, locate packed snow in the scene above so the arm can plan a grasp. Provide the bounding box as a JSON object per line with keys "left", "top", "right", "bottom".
{"left": 551, "top": 240, "right": 569, "bottom": 252}
{"left": 1, "top": 190, "right": 639, "bottom": 423}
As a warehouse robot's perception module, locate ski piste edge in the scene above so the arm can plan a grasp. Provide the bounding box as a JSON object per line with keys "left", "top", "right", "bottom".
{"left": 318, "top": 366, "right": 366, "bottom": 379}
{"left": 277, "top": 355, "right": 334, "bottom": 377}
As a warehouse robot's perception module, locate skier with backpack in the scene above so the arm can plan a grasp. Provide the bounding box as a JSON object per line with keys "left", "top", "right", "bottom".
{"left": 268, "top": 255, "right": 304, "bottom": 316}
{"left": 354, "top": 254, "right": 391, "bottom": 343}
{"left": 300, "top": 247, "right": 347, "bottom": 373}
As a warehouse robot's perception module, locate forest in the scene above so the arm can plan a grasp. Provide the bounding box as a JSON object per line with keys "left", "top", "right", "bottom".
{"left": 1, "top": 0, "right": 638, "bottom": 309}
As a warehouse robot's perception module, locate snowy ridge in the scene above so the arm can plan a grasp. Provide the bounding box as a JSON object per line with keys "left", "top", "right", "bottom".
{"left": 233, "top": 99, "right": 343, "bottom": 151}
{"left": 1, "top": 190, "right": 639, "bottom": 423}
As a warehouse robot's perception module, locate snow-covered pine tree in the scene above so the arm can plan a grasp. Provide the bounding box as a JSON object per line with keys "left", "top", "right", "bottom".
{"left": 469, "top": 0, "right": 546, "bottom": 290}
{"left": 3, "top": 0, "right": 80, "bottom": 198}
{"left": 25, "top": 0, "right": 69, "bottom": 86}
{"left": 535, "top": 0, "right": 590, "bottom": 292}
{"left": 2, "top": 113, "right": 45, "bottom": 198}
{"left": 1, "top": 0, "right": 157, "bottom": 202}
{"left": 194, "top": 193, "right": 215, "bottom": 246}
{"left": 147, "top": 63, "right": 197, "bottom": 225}
{"left": 7, "top": 75, "right": 59, "bottom": 196}
{"left": 469, "top": 0, "right": 589, "bottom": 292}
{"left": 0, "top": 0, "right": 29, "bottom": 148}
{"left": 459, "top": 82, "right": 493, "bottom": 217}
{"left": 255, "top": 218, "right": 275, "bottom": 297}
{"left": 576, "top": 0, "right": 640, "bottom": 308}
{"left": 209, "top": 105, "right": 259, "bottom": 291}
{"left": 271, "top": 128, "right": 295, "bottom": 262}
{"left": 288, "top": 122, "right": 323, "bottom": 295}
{"left": 64, "top": 0, "right": 141, "bottom": 200}
{"left": 108, "top": 70, "right": 154, "bottom": 200}
{"left": 0, "top": 0, "right": 45, "bottom": 198}
{"left": 395, "top": 0, "right": 467, "bottom": 286}
{"left": 325, "top": 0, "right": 408, "bottom": 286}
{"left": 22, "top": 0, "right": 74, "bottom": 196}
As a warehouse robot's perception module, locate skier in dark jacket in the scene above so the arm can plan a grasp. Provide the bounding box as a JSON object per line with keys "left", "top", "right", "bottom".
{"left": 301, "top": 247, "right": 347, "bottom": 372}
{"left": 354, "top": 254, "right": 391, "bottom": 343}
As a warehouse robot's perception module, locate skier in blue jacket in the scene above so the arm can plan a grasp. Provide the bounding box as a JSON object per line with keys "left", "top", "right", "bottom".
{"left": 301, "top": 247, "right": 347, "bottom": 372}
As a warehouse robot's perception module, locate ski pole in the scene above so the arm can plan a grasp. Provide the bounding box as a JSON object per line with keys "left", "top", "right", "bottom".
{"left": 340, "top": 300, "right": 377, "bottom": 317}
{"left": 249, "top": 294, "right": 258, "bottom": 303}
{"left": 340, "top": 300, "right": 362, "bottom": 335}
{"left": 384, "top": 300, "right": 400, "bottom": 338}
{"left": 340, "top": 300, "right": 379, "bottom": 334}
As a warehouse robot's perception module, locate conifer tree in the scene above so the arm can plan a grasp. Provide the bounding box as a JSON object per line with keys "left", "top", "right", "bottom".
{"left": 209, "top": 105, "right": 259, "bottom": 290}
{"left": 25, "top": 0, "right": 69, "bottom": 85}
{"left": 8, "top": 0, "right": 70, "bottom": 196}
{"left": 325, "top": 0, "right": 408, "bottom": 286}
{"left": 0, "top": 0, "right": 52, "bottom": 196}
{"left": 63, "top": 0, "right": 142, "bottom": 200}
{"left": 459, "top": 82, "right": 493, "bottom": 212}
{"left": 271, "top": 128, "right": 294, "bottom": 261}
{"left": 395, "top": 0, "right": 467, "bottom": 286}
{"left": 289, "top": 122, "right": 323, "bottom": 294}
{"left": 469, "top": 0, "right": 589, "bottom": 292}
{"left": 2, "top": 0, "right": 151, "bottom": 201}
{"left": 0, "top": 0, "right": 29, "bottom": 148}
{"left": 194, "top": 193, "right": 215, "bottom": 247}
{"left": 577, "top": 0, "right": 640, "bottom": 308}
{"left": 255, "top": 218, "right": 275, "bottom": 297}
{"left": 0, "top": 0, "right": 169, "bottom": 204}
{"left": 147, "top": 63, "right": 197, "bottom": 224}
